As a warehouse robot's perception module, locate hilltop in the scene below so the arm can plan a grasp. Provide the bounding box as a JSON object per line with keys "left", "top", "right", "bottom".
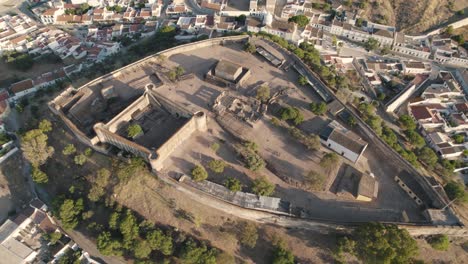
{"left": 354, "top": 0, "right": 467, "bottom": 34}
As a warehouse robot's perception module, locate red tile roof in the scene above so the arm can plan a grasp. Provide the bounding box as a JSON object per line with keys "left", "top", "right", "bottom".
{"left": 10, "top": 79, "right": 34, "bottom": 94}
{"left": 410, "top": 105, "right": 432, "bottom": 120}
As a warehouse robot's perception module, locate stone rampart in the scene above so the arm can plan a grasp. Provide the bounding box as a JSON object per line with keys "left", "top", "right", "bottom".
{"left": 152, "top": 112, "right": 207, "bottom": 171}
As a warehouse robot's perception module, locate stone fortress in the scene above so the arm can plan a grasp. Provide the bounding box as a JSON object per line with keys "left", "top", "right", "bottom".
{"left": 48, "top": 35, "right": 468, "bottom": 237}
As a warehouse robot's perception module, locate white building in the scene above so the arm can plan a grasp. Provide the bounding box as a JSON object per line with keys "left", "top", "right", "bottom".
{"left": 319, "top": 121, "right": 368, "bottom": 163}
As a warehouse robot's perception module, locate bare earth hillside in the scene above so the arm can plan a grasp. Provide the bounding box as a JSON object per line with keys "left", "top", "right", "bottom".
{"left": 358, "top": 0, "right": 468, "bottom": 34}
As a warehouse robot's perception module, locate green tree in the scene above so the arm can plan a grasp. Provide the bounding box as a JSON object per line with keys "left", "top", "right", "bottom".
{"left": 32, "top": 166, "right": 48, "bottom": 184}
{"left": 39, "top": 119, "right": 52, "bottom": 133}
{"left": 47, "top": 232, "right": 62, "bottom": 245}
{"left": 179, "top": 239, "right": 217, "bottom": 264}
{"left": 406, "top": 130, "right": 426, "bottom": 148}
{"left": 310, "top": 102, "right": 327, "bottom": 115}
{"left": 57, "top": 248, "right": 82, "bottom": 264}
{"left": 347, "top": 116, "right": 357, "bottom": 127}
{"left": 244, "top": 42, "right": 256, "bottom": 53}
{"left": 191, "top": 165, "right": 208, "bottom": 181}
{"left": 339, "top": 223, "right": 418, "bottom": 264}
{"left": 238, "top": 222, "right": 258, "bottom": 248}
{"left": 134, "top": 240, "right": 152, "bottom": 259}
{"left": 88, "top": 186, "right": 104, "bottom": 202}
{"left": 452, "top": 134, "right": 464, "bottom": 144}
{"left": 445, "top": 25, "right": 454, "bottom": 35}
{"left": 120, "top": 210, "right": 140, "bottom": 242}
{"left": 59, "top": 199, "right": 84, "bottom": 229}
{"left": 364, "top": 38, "right": 379, "bottom": 51}
{"left": 304, "top": 171, "right": 325, "bottom": 191}
{"left": 243, "top": 151, "right": 265, "bottom": 171}
{"left": 175, "top": 66, "right": 185, "bottom": 77}
{"left": 127, "top": 124, "right": 143, "bottom": 138}
{"left": 428, "top": 234, "right": 450, "bottom": 251}
{"left": 147, "top": 229, "right": 173, "bottom": 255}
{"left": 356, "top": 18, "right": 364, "bottom": 27}
{"left": 381, "top": 126, "right": 398, "bottom": 147}
{"left": 84, "top": 147, "right": 93, "bottom": 156}
{"left": 74, "top": 154, "right": 87, "bottom": 166}
{"left": 224, "top": 177, "right": 242, "bottom": 192}
{"left": 21, "top": 129, "right": 54, "bottom": 166}
{"left": 207, "top": 159, "right": 226, "bottom": 173}
{"left": 399, "top": 114, "right": 417, "bottom": 131}
{"left": 298, "top": 75, "right": 308, "bottom": 85}
{"left": 97, "top": 231, "right": 123, "bottom": 256}
{"left": 3, "top": 52, "right": 34, "bottom": 71}
{"left": 444, "top": 181, "right": 467, "bottom": 202}
{"left": 272, "top": 245, "right": 295, "bottom": 264}
{"left": 332, "top": 35, "right": 338, "bottom": 47}
{"left": 288, "top": 15, "right": 310, "bottom": 27}
{"left": 62, "top": 144, "right": 76, "bottom": 156}
{"left": 109, "top": 211, "right": 120, "bottom": 230}
{"left": 168, "top": 70, "right": 177, "bottom": 81}
{"left": 210, "top": 142, "right": 220, "bottom": 153}
{"left": 279, "top": 107, "right": 303, "bottom": 125}
{"left": 418, "top": 147, "right": 438, "bottom": 167}
{"left": 320, "top": 152, "right": 339, "bottom": 169}
{"left": 252, "top": 177, "right": 275, "bottom": 196}
{"left": 256, "top": 85, "right": 270, "bottom": 102}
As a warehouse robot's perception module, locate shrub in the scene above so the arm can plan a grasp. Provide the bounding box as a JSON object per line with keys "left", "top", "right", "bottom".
{"left": 444, "top": 181, "right": 467, "bottom": 202}
{"left": 191, "top": 165, "right": 208, "bottom": 181}
{"left": 127, "top": 124, "right": 143, "bottom": 138}
{"left": 207, "top": 159, "right": 226, "bottom": 173}
{"left": 256, "top": 85, "right": 270, "bottom": 102}
{"left": 62, "top": 144, "right": 76, "bottom": 156}
{"left": 428, "top": 234, "right": 449, "bottom": 251}
{"left": 238, "top": 222, "right": 258, "bottom": 248}
{"left": 84, "top": 147, "right": 93, "bottom": 156}
{"left": 298, "top": 75, "right": 308, "bottom": 85}
{"left": 244, "top": 151, "right": 265, "bottom": 171}
{"left": 74, "top": 154, "right": 87, "bottom": 166}
{"left": 32, "top": 166, "right": 48, "bottom": 184}
{"left": 310, "top": 102, "right": 327, "bottom": 115}
{"left": 320, "top": 152, "right": 339, "bottom": 169}
{"left": 210, "top": 142, "right": 220, "bottom": 153}
{"left": 224, "top": 177, "right": 242, "bottom": 192}
{"left": 252, "top": 177, "right": 275, "bottom": 196}
{"left": 304, "top": 171, "right": 325, "bottom": 191}
{"left": 38, "top": 119, "right": 52, "bottom": 133}
{"left": 244, "top": 42, "right": 256, "bottom": 53}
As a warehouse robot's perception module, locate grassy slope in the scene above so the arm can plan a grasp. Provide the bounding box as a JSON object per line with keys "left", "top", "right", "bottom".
{"left": 358, "top": 0, "right": 468, "bottom": 34}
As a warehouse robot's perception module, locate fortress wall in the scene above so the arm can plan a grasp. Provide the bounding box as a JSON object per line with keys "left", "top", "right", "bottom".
{"left": 150, "top": 91, "right": 193, "bottom": 118}
{"left": 106, "top": 95, "right": 150, "bottom": 133}
{"left": 400, "top": 224, "right": 468, "bottom": 237}
{"left": 94, "top": 123, "right": 151, "bottom": 159}
{"left": 152, "top": 113, "right": 207, "bottom": 171}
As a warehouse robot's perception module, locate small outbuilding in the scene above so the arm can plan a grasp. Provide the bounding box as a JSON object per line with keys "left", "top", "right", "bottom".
{"left": 214, "top": 60, "right": 243, "bottom": 82}
{"left": 319, "top": 121, "right": 368, "bottom": 163}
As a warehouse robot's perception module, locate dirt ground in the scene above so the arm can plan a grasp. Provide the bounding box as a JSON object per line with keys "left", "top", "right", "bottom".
{"left": 454, "top": 25, "right": 468, "bottom": 40}
{"left": 113, "top": 170, "right": 336, "bottom": 263}
{"left": 0, "top": 151, "right": 33, "bottom": 223}
{"left": 416, "top": 237, "right": 468, "bottom": 263}
{"left": 0, "top": 60, "right": 66, "bottom": 87}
